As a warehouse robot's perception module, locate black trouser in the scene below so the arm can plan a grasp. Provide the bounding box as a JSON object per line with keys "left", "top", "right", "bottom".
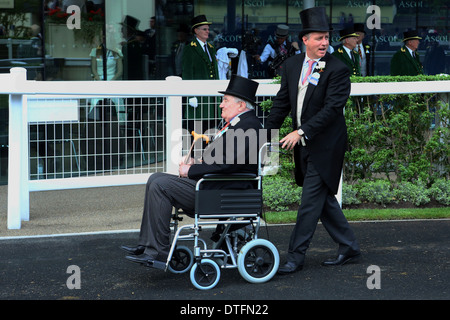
{"left": 287, "top": 147, "right": 360, "bottom": 265}
{"left": 138, "top": 172, "right": 197, "bottom": 260}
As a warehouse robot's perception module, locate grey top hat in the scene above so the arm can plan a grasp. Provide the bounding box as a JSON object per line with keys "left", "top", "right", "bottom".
{"left": 276, "top": 25, "right": 289, "bottom": 38}
{"left": 299, "top": 7, "right": 332, "bottom": 39}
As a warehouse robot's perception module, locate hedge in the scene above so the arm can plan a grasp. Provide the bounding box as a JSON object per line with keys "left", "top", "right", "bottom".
{"left": 261, "top": 75, "right": 449, "bottom": 186}
{"left": 261, "top": 75, "right": 449, "bottom": 211}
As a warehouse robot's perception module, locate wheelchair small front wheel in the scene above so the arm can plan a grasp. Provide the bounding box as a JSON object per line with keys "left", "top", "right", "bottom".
{"left": 168, "top": 246, "right": 194, "bottom": 274}
{"left": 190, "top": 259, "right": 221, "bottom": 290}
{"left": 238, "top": 239, "right": 280, "bottom": 284}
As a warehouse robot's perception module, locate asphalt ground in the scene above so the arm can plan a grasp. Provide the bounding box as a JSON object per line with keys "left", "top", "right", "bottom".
{"left": 0, "top": 185, "right": 448, "bottom": 313}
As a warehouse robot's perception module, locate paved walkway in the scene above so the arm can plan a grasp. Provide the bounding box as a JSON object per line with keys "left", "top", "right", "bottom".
{"left": 0, "top": 185, "right": 449, "bottom": 304}
{"left": 0, "top": 184, "right": 154, "bottom": 237}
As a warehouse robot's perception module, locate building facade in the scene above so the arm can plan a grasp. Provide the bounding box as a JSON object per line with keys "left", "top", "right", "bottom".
{"left": 1, "top": 0, "right": 449, "bottom": 184}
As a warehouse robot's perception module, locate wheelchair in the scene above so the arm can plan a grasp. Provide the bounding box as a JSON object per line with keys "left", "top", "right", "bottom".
{"left": 153, "top": 142, "right": 280, "bottom": 290}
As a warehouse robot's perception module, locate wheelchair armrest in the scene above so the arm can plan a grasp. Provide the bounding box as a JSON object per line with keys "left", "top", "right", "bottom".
{"left": 202, "top": 173, "right": 257, "bottom": 180}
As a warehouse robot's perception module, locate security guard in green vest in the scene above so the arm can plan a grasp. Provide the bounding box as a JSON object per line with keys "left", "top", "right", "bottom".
{"left": 332, "top": 26, "right": 361, "bottom": 76}
{"left": 390, "top": 30, "right": 424, "bottom": 76}
{"left": 181, "top": 15, "right": 219, "bottom": 132}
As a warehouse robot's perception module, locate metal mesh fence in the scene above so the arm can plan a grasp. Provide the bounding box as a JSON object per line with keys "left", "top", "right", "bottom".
{"left": 28, "top": 95, "right": 271, "bottom": 180}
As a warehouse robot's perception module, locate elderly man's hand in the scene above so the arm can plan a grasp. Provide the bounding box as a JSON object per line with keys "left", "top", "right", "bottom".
{"left": 179, "top": 163, "right": 191, "bottom": 178}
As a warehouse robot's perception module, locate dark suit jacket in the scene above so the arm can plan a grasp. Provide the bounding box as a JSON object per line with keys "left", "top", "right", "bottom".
{"left": 181, "top": 38, "right": 219, "bottom": 119}
{"left": 188, "top": 111, "right": 262, "bottom": 189}
{"left": 332, "top": 45, "right": 361, "bottom": 76}
{"left": 390, "top": 45, "right": 424, "bottom": 76}
{"left": 265, "top": 52, "right": 350, "bottom": 194}
{"left": 182, "top": 38, "right": 219, "bottom": 80}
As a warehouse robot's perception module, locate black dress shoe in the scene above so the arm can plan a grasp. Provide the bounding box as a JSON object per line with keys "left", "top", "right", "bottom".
{"left": 321, "top": 253, "right": 361, "bottom": 266}
{"left": 120, "top": 245, "right": 145, "bottom": 255}
{"left": 277, "top": 261, "right": 303, "bottom": 275}
{"left": 125, "top": 253, "right": 154, "bottom": 266}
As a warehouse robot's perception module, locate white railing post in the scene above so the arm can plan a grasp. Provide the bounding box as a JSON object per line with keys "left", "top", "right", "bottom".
{"left": 165, "top": 76, "right": 183, "bottom": 175}
{"left": 7, "top": 68, "right": 29, "bottom": 229}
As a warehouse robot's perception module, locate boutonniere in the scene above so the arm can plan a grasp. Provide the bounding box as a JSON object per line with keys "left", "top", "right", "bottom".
{"left": 191, "top": 41, "right": 197, "bottom": 47}
{"left": 314, "top": 61, "right": 326, "bottom": 73}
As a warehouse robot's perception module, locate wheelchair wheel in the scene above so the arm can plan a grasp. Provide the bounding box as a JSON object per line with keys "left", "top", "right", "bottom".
{"left": 168, "top": 246, "right": 194, "bottom": 274}
{"left": 190, "top": 259, "right": 221, "bottom": 290}
{"left": 237, "top": 239, "right": 280, "bottom": 284}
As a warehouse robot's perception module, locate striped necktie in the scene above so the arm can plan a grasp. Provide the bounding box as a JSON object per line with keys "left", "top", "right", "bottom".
{"left": 302, "top": 60, "right": 315, "bottom": 85}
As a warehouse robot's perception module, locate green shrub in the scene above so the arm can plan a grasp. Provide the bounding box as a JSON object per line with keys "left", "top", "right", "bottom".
{"left": 262, "top": 175, "right": 302, "bottom": 211}
{"left": 342, "top": 183, "right": 361, "bottom": 206}
{"left": 356, "top": 180, "right": 395, "bottom": 205}
{"left": 394, "top": 180, "right": 431, "bottom": 206}
{"left": 430, "top": 179, "right": 450, "bottom": 205}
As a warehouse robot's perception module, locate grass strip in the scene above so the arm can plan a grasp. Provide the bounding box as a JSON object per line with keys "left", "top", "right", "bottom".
{"left": 264, "top": 207, "right": 450, "bottom": 224}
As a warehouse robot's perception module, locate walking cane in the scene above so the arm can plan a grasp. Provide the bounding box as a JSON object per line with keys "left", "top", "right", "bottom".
{"left": 184, "top": 131, "right": 210, "bottom": 164}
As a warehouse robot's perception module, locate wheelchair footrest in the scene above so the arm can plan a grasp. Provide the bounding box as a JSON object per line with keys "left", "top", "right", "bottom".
{"left": 151, "top": 260, "right": 167, "bottom": 271}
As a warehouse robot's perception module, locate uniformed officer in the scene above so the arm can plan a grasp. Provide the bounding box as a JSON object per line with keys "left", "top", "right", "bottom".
{"left": 390, "top": 30, "right": 424, "bottom": 76}
{"left": 354, "top": 23, "right": 371, "bottom": 76}
{"left": 332, "top": 26, "right": 361, "bottom": 76}
{"left": 181, "top": 15, "right": 219, "bottom": 80}
{"left": 181, "top": 15, "right": 220, "bottom": 133}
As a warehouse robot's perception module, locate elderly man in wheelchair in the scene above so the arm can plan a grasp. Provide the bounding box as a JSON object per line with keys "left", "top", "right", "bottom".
{"left": 121, "top": 75, "right": 279, "bottom": 289}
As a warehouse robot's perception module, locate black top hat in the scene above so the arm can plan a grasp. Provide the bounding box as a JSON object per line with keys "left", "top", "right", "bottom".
{"left": 191, "top": 15, "right": 212, "bottom": 31}
{"left": 299, "top": 7, "right": 332, "bottom": 38}
{"left": 354, "top": 23, "right": 366, "bottom": 34}
{"left": 120, "top": 15, "right": 140, "bottom": 31}
{"left": 338, "top": 26, "right": 358, "bottom": 41}
{"left": 218, "top": 75, "right": 259, "bottom": 106}
{"left": 403, "top": 30, "right": 422, "bottom": 42}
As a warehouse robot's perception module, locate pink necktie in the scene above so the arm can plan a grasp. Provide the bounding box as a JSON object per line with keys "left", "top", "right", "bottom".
{"left": 302, "top": 60, "right": 314, "bottom": 85}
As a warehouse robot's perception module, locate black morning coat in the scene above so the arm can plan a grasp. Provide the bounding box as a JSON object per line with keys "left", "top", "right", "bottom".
{"left": 188, "top": 111, "right": 263, "bottom": 190}
{"left": 265, "top": 52, "right": 350, "bottom": 195}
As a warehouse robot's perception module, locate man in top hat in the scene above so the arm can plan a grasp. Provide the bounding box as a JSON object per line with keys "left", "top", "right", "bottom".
{"left": 424, "top": 29, "right": 446, "bottom": 75}
{"left": 120, "top": 15, "right": 144, "bottom": 80}
{"left": 354, "top": 23, "right": 371, "bottom": 76}
{"left": 264, "top": 6, "right": 360, "bottom": 274}
{"left": 332, "top": 26, "right": 361, "bottom": 76}
{"left": 121, "top": 75, "right": 263, "bottom": 268}
{"left": 256, "top": 24, "right": 300, "bottom": 78}
{"left": 390, "top": 30, "right": 424, "bottom": 76}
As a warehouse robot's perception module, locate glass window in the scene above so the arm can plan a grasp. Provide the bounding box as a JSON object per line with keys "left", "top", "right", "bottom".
{"left": 0, "top": 0, "right": 449, "bottom": 185}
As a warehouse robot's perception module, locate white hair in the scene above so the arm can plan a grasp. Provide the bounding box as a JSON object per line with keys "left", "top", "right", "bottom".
{"left": 234, "top": 97, "right": 255, "bottom": 110}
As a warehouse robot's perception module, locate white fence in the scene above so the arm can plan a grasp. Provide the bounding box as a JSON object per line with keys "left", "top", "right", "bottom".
{"left": 1, "top": 67, "right": 449, "bottom": 229}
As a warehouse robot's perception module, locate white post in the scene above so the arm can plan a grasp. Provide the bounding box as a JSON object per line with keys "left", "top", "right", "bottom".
{"left": 7, "top": 68, "right": 30, "bottom": 229}
{"left": 336, "top": 172, "right": 343, "bottom": 208}
{"left": 165, "top": 76, "right": 183, "bottom": 175}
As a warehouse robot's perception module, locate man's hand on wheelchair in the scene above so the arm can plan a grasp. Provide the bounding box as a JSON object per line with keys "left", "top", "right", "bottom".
{"left": 280, "top": 131, "right": 302, "bottom": 150}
